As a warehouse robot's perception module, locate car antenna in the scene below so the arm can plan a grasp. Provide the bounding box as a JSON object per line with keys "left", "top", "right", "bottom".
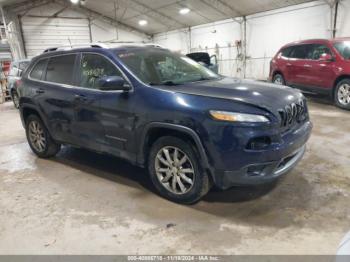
{"left": 68, "top": 37, "right": 72, "bottom": 48}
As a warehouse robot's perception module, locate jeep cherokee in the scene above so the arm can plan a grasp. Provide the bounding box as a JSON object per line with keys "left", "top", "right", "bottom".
{"left": 18, "top": 44, "right": 312, "bottom": 204}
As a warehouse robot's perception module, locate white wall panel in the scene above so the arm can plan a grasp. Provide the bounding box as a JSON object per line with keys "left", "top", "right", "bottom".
{"left": 153, "top": 29, "right": 190, "bottom": 53}
{"left": 245, "top": 1, "right": 331, "bottom": 79}
{"left": 90, "top": 19, "right": 147, "bottom": 43}
{"left": 154, "top": 0, "right": 335, "bottom": 80}
{"left": 21, "top": 16, "right": 90, "bottom": 57}
{"left": 337, "top": 0, "right": 350, "bottom": 37}
{"left": 17, "top": 2, "right": 149, "bottom": 58}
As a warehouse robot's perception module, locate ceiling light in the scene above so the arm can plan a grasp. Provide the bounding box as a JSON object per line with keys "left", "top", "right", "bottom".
{"left": 179, "top": 8, "right": 190, "bottom": 15}
{"left": 70, "top": 0, "right": 79, "bottom": 4}
{"left": 138, "top": 20, "right": 148, "bottom": 26}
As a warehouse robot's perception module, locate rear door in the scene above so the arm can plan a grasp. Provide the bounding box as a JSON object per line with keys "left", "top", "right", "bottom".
{"left": 41, "top": 54, "right": 80, "bottom": 143}
{"left": 287, "top": 44, "right": 313, "bottom": 86}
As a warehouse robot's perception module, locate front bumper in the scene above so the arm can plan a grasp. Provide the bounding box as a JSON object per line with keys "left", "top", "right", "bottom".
{"left": 208, "top": 121, "right": 312, "bottom": 189}
{"left": 214, "top": 145, "right": 306, "bottom": 189}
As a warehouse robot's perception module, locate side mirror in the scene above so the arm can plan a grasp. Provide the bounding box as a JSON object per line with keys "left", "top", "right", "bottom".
{"left": 98, "top": 76, "right": 131, "bottom": 91}
{"left": 18, "top": 69, "right": 23, "bottom": 77}
{"left": 319, "top": 53, "right": 334, "bottom": 62}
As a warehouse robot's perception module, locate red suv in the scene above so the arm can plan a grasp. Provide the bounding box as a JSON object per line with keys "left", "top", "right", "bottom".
{"left": 269, "top": 38, "right": 350, "bottom": 109}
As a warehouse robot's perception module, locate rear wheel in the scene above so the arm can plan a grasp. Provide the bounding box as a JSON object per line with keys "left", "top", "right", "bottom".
{"left": 25, "top": 115, "right": 61, "bottom": 158}
{"left": 12, "top": 91, "right": 19, "bottom": 109}
{"left": 273, "top": 73, "right": 285, "bottom": 85}
{"left": 148, "top": 136, "right": 211, "bottom": 204}
{"left": 334, "top": 79, "right": 350, "bottom": 110}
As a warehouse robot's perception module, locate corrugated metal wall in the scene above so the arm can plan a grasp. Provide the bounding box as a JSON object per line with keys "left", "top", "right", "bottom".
{"left": 21, "top": 16, "right": 90, "bottom": 58}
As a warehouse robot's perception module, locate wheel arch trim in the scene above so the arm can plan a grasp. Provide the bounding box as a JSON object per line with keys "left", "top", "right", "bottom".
{"left": 137, "top": 122, "right": 210, "bottom": 170}
{"left": 20, "top": 104, "right": 50, "bottom": 131}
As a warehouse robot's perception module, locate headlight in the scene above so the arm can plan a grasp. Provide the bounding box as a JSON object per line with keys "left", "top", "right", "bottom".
{"left": 209, "top": 110, "right": 269, "bottom": 123}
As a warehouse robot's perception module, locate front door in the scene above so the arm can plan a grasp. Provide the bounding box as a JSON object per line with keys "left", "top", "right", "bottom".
{"left": 303, "top": 44, "right": 336, "bottom": 90}
{"left": 75, "top": 52, "right": 136, "bottom": 159}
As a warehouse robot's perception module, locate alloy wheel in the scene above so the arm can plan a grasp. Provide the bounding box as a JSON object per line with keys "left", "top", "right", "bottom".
{"left": 337, "top": 83, "right": 350, "bottom": 105}
{"left": 155, "top": 146, "right": 195, "bottom": 195}
{"left": 273, "top": 76, "right": 283, "bottom": 85}
{"left": 28, "top": 120, "right": 46, "bottom": 152}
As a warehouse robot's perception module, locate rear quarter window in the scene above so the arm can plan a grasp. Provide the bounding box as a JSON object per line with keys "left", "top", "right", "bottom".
{"left": 30, "top": 59, "right": 48, "bottom": 80}
{"left": 280, "top": 47, "right": 292, "bottom": 58}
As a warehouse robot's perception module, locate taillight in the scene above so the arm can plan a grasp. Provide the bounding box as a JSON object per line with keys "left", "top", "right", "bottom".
{"left": 16, "top": 79, "right": 22, "bottom": 87}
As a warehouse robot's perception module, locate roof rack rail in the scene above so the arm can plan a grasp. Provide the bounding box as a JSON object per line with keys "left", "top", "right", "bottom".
{"left": 98, "top": 40, "right": 164, "bottom": 48}
{"left": 42, "top": 42, "right": 165, "bottom": 54}
{"left": 42, "top": 43, "right": 108, "bottom": 53}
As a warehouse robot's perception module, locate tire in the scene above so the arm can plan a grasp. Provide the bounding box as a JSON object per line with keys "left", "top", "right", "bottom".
{"left": 25, "top": 114, "right": 61, "bottom": 158}
{"left": 334, "top": 79, "right": 350, "bottom": 110}
{"left": 12, "top": 91, "right": 19, "bottom": 109}
{"left": 148, "top": 136, "right": 211, "bottom": 204}
{"left": 273, "top": 73, "right": 285, "bottom": 85}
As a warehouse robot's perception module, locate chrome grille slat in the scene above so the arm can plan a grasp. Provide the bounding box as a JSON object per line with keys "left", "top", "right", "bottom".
{"left": 279, "top": 99, "right": 307, "bottom": 128}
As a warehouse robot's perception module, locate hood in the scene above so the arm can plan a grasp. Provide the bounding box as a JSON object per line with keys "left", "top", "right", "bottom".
{"left": 158, "top": 77, "right": 303, "bottom": 115}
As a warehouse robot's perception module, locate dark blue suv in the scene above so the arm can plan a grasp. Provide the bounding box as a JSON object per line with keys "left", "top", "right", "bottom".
{"left": 18, "top": 44, "right": 312, "bottom": 204}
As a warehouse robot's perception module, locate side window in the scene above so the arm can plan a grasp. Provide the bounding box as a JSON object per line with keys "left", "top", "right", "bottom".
{"left": 308, "top": 44, "right": 332, "bottom": 60}
{"left": 289, "top": 45, "right": 312, "bottom": 59}
{"left": 281, "top": 47, "right": 292, "bottom": 58}
{"left": 30, "top": 59, "right": 48, "bottom": 80}
{"left": 79, "top": 53, "right": 123, "bottom": 89}
{"left": 45, "top": 54, "right": 76, "bottom": 85}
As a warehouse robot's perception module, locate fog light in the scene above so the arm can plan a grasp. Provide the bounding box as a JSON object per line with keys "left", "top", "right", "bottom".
{"left": 246, "top": 136, "right": 271, "bottom": 150}
{"left": 247, "top": 165, "right": 267, "bottom": 177}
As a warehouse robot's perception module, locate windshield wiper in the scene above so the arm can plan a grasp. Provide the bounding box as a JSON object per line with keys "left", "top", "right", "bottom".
{"left": 191, "top": 76, "right": 221, "bottom": 83}
{"left": 149, "top": 80, "right": 178, "bottom": 86}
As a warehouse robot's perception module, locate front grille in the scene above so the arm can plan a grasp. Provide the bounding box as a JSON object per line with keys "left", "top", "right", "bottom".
{"left": 278, "top": 99, "right": 307, "bottom": 128}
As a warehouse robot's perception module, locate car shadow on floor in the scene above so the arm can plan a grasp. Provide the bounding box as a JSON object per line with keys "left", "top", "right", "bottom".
{"left": 51, "top": 146, "right": 276, "bottom": 204}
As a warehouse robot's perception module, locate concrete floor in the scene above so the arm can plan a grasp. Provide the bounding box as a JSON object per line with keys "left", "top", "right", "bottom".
{"left": 0, "top": 96, "right": 349, "bottom": 255}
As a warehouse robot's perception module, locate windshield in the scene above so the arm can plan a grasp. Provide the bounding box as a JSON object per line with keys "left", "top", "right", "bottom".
{"left": 334, "top": 41, "right": 350, "bottom": 60}
{"left": 116, "top": 48, "right": 220, "bottom": 85}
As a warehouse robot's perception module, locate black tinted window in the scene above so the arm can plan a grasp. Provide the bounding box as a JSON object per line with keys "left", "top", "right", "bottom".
{"left": 289, "top": 45, "right": 313, "bottom": 59}
{"left": 308, "top": 44, "right": 332, "bottom": 60}
{"left": 186, "top": 52, "right": 210, "bottom": 65}
{"left": 45, "top": 55, "right": 76, "bottom": 85}
{"left": 30, "top": 59, "right": 48, "bottom": 80}
{"left": 281, "top": 47, "right": 292, "bottom": 58}
{"left": 79, "top": 53, "right": 123, "bottom": 89}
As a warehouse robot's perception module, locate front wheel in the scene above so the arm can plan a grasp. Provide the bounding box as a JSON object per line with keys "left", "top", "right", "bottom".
{"left": 25, "top": 115, "right": 61, "bottom": 158}
{"left": 273, "top": 73, "right": 285, "bottom": 85}
{"left": 148, "top": 136, "right": 211, "bottom": 204}
{"left": 334, "top": 79, "right": 350, "bottom": 110}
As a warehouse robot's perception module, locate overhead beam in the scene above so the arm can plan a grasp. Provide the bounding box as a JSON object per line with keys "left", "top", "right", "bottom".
{"left": 52, "top": 5, "right": 68, "bottom": 17}
{"left": 4, "top": 0, "right": 54, "bottom": 15}
{"left": 5, "top": 0, "right": 150, "bottom": 37}
{"left": 200, "top": 0, "right": 242, "bottom": 18}
{"left": 119, "top": 0, "right": 188, "bottom": 30}
{"left": 53, "top": 0, "right": 151, "bottom": 38}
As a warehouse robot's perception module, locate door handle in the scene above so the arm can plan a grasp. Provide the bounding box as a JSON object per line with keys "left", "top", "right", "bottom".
{"left": 35, "top": 88, "right": 45, "bottom": 94}
{"left": 303, "top": 64, "right": 312, "bottom": 68}
{"left": 74, "top": 94, "right": 88, "bottom": 102}
{"left": 286, "top": 63, "right": 292, "bottom": 67}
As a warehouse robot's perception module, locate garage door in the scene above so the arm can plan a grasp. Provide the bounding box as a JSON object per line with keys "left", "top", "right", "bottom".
{"left": 21, "top": 16, "right": 91, "bottom": 58}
